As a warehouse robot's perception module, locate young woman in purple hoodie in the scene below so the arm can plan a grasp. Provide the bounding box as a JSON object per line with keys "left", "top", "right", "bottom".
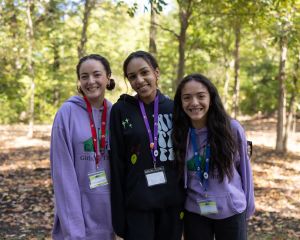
{"left": 172, "top": 73, "right": 255, "bottom": 240}
{"left": 50, "top": 54, "right": 116, "bottom": 239}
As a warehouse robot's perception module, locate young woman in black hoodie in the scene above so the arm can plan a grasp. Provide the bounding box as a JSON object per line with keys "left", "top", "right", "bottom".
{"left": 109, "top": 51, "right": 184, "bottom": 240}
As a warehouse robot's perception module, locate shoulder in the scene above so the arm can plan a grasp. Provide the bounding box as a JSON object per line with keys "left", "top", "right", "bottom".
{"left": 158, "top": 91, "right": 174, "bottom": 110}
{"left": 230, "top": 119, "right": 247, "bottom": 142}
{"left": 53, "top": 96, "right": 84, "bottom": 124}
{"left": 105, "top": 98, "right": 113, "bottom": 112}
{"left": 112, "top": 94, "right": 134, "bottom": 109}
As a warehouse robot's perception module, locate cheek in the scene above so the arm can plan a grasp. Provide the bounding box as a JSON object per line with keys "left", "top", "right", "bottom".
{"left": 181, "top": 102, "right": 189, "bottom": 112}
{"left": 129, "top": 81, "right": 136, "bottom": 90}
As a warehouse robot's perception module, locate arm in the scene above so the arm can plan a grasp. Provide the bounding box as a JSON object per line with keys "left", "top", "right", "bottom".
{"left": 50, "top": 110, "right": 86, "bottom": 239}
{"left": 109, "top": 104, "right": 126, "bottom": 238}
{"left": 235, "top": 122, "right": 255, "bottom": 219}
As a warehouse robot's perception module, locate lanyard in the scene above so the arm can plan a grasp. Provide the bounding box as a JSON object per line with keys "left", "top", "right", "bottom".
{"left": 84, "top": 96, "right": 107, "bottom": 168}
{"left": 138, "top": 95, "right": 159, "bottom": 168}
{"left": 190, "top": 128, "right": 210, "bottom": 191}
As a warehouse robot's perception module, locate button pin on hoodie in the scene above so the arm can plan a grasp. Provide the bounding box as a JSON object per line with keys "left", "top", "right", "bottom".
{"left": 131, "top": 154, "right": 137, "bottom": 164}
{"left": 122, "top": 118, "right": 133, "bottom": 129}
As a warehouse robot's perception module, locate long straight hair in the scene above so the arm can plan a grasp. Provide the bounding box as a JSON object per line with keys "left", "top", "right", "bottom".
{"left": 172, "top": 73, "right": 236, "bottom": 181}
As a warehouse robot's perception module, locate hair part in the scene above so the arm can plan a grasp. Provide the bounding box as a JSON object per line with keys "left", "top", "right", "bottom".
{"left": 123, "top": 50, "right": 159, "bottom": 78}
{"left": 76, "top": 54, "right": 115, "bottom": 95}
{"left": 172, "top": 73, "right": 236, "bottom": 181}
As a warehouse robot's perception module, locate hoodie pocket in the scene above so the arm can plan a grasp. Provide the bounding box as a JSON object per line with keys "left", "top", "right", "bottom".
{"left": 197, "top": 192, "right": 239, "bottom": 216}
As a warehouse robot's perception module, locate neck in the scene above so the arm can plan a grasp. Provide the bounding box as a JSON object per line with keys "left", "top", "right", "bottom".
{"left": 140, "top": 89, "right": 157, "bottom": 104}
{"left": 87, "top": 96, "right": 104, "bottom": 109}
{"left": 191, "top": 119, "right": 206, "bottom": 129}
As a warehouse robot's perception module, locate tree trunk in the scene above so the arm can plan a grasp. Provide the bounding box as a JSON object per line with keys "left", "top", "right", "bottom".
{"left": 283, "top": 49, "right": 299, "bottom": 149}
{"left": 149, "top": 1, "right": 157, "bottom": 57}
{"left": 275, "top": 35, "right": 288, "bottom": 153}
{"left": 223, "top": 59, "right": 231, "bottom": 110}
{"left": 26, "top": 0, "right": 35, "bottom": 138}
{"left": 175, "top": 0, "right": 192, "bottom": 88}
{"left": 233, "top": 23, "right": 241, "bottom": 119}
{"left": 53, "top": 41, "right": 61, "bottom": 108}
{"left": 77, "top": 0, "right": 95, "bottom": 59}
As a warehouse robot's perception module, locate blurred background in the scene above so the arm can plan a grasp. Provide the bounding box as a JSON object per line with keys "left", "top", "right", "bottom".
{"left": 0, "top": 0, "right": 299, "bottom": 239}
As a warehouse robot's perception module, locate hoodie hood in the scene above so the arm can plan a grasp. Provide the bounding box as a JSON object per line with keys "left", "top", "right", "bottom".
{"left": 65, "top": 95, "right": 112, "bottom": 110}
{"left": 66, "top": 95, "right": 86, "bottom": 110}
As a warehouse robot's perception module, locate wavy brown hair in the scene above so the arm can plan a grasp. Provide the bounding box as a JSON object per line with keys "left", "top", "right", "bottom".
{"left": 172, "top": 73, "right": 236, "bottom": 181}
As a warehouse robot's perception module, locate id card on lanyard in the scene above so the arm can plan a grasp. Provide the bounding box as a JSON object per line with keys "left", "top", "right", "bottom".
{"left": 139, "top": 95, "right": 167, "bottom": 187}
{"left": 84, "top": 96, "right": 108, "bottom": 189}
{"left": 190, "top": 128, "right": 218, "bottom": 215}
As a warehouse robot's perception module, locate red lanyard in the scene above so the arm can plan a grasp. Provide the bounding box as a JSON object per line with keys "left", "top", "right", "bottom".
{"left": 84, "top": 96, "right": 107, "bottom": 167}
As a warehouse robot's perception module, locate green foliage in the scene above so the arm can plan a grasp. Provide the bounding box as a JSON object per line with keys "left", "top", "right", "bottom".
{"left": 0, "top": 0, "right": 299, "bottom": 123}
{"left": 241, "top": 60, "right": 279, "bottom": 115}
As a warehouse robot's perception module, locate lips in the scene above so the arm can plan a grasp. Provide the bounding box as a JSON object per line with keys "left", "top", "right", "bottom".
{"left": 189, "top": 108, "right": 203, "bottom": 113}
{"left": 137, "top": 84, "right": 149, "bottom": 92}
{"left": 86, "top": 86, "right": 100, "bottom": 92}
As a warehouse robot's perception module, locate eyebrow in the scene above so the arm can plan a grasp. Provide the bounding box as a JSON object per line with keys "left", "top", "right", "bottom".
{"left": 80, "top": 70, "right": 102, "bottom": 76}
{"left": 127, "top": 67, "right": 149, "bottom": 76}
{"left": 182, "top": 92, "right": 208, "bottom": 96}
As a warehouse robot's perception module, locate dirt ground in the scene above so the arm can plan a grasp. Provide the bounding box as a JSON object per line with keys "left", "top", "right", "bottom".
{"left": 0, "top": 118, "right": 299, "bottom": 240}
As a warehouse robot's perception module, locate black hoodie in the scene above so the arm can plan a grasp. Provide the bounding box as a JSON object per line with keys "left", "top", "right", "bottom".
{"left": 109, "top": 90, "right": 184, "bottom": 238}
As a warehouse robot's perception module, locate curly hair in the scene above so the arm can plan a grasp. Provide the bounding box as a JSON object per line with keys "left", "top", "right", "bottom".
{"left": 172, "top": 73, "right": 236, "bottom": 181}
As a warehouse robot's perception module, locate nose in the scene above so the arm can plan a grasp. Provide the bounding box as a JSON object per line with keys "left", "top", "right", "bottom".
{"left": 88, "top": 75, "right": 96, "bottom": 83}
{"left": 136, "top": 74, "right": 144, "bottom": 83}
{"left": 191, "top": 96, "right": 198, "bottom": 106}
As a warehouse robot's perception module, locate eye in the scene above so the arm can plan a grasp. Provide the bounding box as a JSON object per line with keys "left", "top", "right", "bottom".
{"left": 182, "top": 95, "right": 191, "bottom": 101}
{"left": 128, "top": 74, "right": 136, "bottom": 81}
{"left": 197, "top": 94, "right": 206, "bottom": 99}
{"left": 80, "top": 75, "right": 88, "bottom": 80}
{"left": 94, "top": 73, "right": 102, "bottom": 78}
{"left": 141, "top": 70, "right": 149, "bottom": 76}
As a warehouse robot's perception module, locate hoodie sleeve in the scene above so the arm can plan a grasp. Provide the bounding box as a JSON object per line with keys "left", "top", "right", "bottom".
{"left": 233, "top": 120, "right": 255, "bottom": 219}
{"left": 50, "top": 107, "right": 86, "bottom": 239}
{"left": 109, "top": 104, "right": 126, "bottom": 238}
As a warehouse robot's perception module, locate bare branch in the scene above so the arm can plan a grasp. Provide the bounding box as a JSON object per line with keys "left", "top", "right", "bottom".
{"left": 152, "top": 21, "right": 179, "bottom": 39}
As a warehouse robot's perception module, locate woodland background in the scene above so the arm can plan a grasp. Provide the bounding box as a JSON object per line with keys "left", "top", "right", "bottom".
{"left": 0, "top": 0, "right": 299, "bottom": 239}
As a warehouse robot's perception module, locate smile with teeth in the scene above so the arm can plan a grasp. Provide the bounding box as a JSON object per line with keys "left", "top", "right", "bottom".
{"left": 189, "top": 108, "right": 203, "bottom": 113}
{"left": 87, "top": 86, "right": 100, "bottom": 91}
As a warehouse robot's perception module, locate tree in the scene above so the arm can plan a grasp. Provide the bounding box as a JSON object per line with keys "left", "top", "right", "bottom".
{"left": 175, "top": 0, "right": 195, "bottom": 86}
{"left": 78, "top": 0, "right": 96, "bottom": 59}
{"left": 149, "top": 0, "right": 158, "bottom": 56}
{"left": 25, "top": 0, "right": 35, "bottom": 137}
{"left": 270, "top": 0, "right": 299, "bottom": 153}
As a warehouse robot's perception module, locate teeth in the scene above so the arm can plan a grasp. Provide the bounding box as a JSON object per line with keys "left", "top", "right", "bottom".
{"left": 87, "top": 86, "right": 99, "bottom": 91}
{"left": 189, "top": 108, "right": 202, "bottom": 113}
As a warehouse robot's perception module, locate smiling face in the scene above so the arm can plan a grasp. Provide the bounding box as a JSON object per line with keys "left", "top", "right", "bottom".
{"left": 78, "top": 59, "right": 109, "bottom": 108}
{"left": 126, "top": 57, "right": 159, "bottom": 104}
{"left": 181, "top": 80, "right": 211, "bottom": 129}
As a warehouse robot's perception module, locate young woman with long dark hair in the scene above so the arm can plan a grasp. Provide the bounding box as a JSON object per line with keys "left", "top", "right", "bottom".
{"left": 172, "top": 73, "right": 255, "bottom": 240}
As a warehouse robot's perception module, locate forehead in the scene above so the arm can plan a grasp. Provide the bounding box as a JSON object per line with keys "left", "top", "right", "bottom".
{"left": 126, "top": 57, "right": 151, "bottom": 74}
{"left": 181, "top": 80, "right": 209, "bottom": 95}
{"left": 79, "top": 59, "right": 105, "bottom": 73}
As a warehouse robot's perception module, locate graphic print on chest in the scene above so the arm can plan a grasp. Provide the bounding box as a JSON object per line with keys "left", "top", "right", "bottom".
{"left": 158, "top": 113, "right": 174, "bottom": 161}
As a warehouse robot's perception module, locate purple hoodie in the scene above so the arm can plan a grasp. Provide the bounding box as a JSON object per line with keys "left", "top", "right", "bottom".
{"left": 50, "top": 96, "right": 115, "bottom": 240}
{"left": 184, "top": 119, "right": 255, "bottom": 219}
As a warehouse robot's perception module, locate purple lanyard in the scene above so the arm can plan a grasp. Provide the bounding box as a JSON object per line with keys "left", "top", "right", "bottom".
{"left": 138, "top": 95, "right": 159, "bottom": 168}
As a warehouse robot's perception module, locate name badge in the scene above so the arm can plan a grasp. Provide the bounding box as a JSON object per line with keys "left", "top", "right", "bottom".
{"left": 88, "top": 170, "right": 108, "bottom": 189}
{"left": 198, "top": 200, "right": 218, "bottom": 215}
{"left": 144, "top": 166, "right": 167, "bottom": 187}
